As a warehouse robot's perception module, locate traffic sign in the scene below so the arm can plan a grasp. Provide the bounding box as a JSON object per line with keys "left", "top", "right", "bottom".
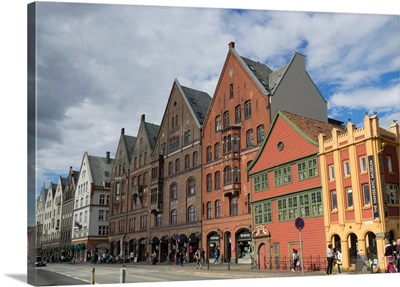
{"left": 295, "top": 217, "right": 305, "bottom": 230}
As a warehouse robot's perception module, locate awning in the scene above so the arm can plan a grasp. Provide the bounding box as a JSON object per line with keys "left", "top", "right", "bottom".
{"left": 68, "top": 244, "right": 75, "bottom": 251}
{"left": 75, "top": 243, "right": 85, "bottom": 250}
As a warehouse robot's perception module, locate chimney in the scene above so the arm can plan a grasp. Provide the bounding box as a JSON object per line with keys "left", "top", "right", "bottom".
{"left": 121, "top": 128, "right": 125, "bottom": 135}
{"left": 229, "top": 41, "right": 235, "bottom": 49}
{"left": 141, "top": 114, "right": 145, "bottom": 122}
{"left": 106, "top": 151, "right": 110, "bottom": 164}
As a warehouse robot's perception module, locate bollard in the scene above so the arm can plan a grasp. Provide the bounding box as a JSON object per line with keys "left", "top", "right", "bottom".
{"left": 228, "top": 259, "right": 230, "bottom": 270}
{"left": 207, "top": 259, "right": 210, "bottom": 270}
{"left": 91, "top": 268, "right": 95, "bottom": 284}
{"left": 120, "top": 267, "right": 126, "bottom": 283}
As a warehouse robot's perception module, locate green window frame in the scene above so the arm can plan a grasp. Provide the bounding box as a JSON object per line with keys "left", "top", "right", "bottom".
{"left": 297, "top": 157, "right": 318, "bottom": 181}
{"left": 254, "top": 201, "right": 272, "bottom": 225}
{"left": 254, "top": 172, "right": 269, "bottom": 192}
{"left": 274, "top": 165, "right": 292, "bottom": 187}
{"left": 278, "top": 190, "right": 322, "bottom": 221}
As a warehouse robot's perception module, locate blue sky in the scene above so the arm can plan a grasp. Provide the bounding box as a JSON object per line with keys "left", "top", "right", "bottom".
{"left": 1, "top": 1, "right": 399, "bottom": 287}
{"left": 32, "top": 2, "right": 399, "bottom": 204}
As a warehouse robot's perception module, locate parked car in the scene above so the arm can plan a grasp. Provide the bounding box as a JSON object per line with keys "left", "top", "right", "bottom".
{"left": 35, "top": 256, "right": 46, "bottom": 267}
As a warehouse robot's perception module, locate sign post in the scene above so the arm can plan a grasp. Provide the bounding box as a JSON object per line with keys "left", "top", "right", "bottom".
{"left": 294, "top": 217, "right": 305, "bottom": 276}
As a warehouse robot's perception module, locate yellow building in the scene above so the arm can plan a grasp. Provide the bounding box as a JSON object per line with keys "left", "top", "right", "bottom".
{"left": 318, "top": 115, "right": 399, "bottom": 272}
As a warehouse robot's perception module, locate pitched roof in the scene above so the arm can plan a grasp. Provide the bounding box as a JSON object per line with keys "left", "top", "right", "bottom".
{"left": 241, "top": 56, "right": 273, "bottom": 90}
{"left": 144, "top": 122, "right": 160, "bottom": 151}
{"left": 181, "top": 85, "right": 212, "bottom": 126}
{"left": 123, "top": 135, "right": 137, "bottom": 163}
{"left": 280, "top": 110, "right": 346, "bottom": 142}
{"left": 88, "top": 154, "right": 114, "bottom": 186}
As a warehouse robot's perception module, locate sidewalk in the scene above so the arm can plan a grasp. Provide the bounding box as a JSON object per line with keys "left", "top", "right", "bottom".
{"left": 120, "top": 261, "right": 327, "bottom": 278}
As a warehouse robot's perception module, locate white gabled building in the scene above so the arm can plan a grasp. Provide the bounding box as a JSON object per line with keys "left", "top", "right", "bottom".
{"left": 71, "top": 151, "right": 114, "bottom": 261}
{"left": 36, "top": 184, "right": 47, "bottom": 257}
{"left": 41, "top": 182, "right": 57, "bottom": 259}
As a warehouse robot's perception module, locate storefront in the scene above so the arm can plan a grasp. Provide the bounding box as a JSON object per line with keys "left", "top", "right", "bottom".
{"left": 236, "top": 229, "right": 252, "bottom": 264}
{"left": 207, "top": 232, "right": 220, "bottom": 260}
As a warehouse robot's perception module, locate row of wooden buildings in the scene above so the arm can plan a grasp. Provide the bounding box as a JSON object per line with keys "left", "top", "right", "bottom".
{"left": 34, "top": 42, "right": 399, "bottom": 272}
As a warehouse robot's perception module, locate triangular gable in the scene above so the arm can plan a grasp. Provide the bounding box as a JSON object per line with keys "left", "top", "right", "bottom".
{"left": 247, "top": 110, "right": 320, "bottom": 175}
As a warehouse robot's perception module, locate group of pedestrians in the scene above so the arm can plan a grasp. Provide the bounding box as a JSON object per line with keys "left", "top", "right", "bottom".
{"left": 384, "top": 237, "right": 400, "bottom": 273}
{"left": 194, "top": 248, "right": 205, "bottom": 269}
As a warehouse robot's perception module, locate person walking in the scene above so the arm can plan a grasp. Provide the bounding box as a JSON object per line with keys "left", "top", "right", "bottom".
{"left": 333, "top": 248, "right": 342, "bottom": 273}
{"left": 384, "top": 238, "right": 396, "bottom": 273}
{"left": 292, "top": 249, "right": 299, "bottom": 272}
{"left": 195, "top": 249, "right": 202, "bottom": 269}
{"left": 326, "top": 244, "right": 335, "bottom": 275}
{"left": 175, "top": 251, "right": 180, "bottom": 267}
{"left": 200, "top": 248, "right": 205, "bottom": 266}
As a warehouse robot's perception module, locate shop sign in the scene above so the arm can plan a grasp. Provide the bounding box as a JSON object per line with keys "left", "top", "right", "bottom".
{"left": 238, "top": 232, "right": 251, "bottom": 241}
{"left": 368, "top": 155, "right": 380, "bottom": 220}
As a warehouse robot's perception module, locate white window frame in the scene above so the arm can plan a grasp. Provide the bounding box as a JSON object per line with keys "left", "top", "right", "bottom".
{"left": 359, "top": 156, "right": 367, "bottom": 173}
{"left": 343, "top": 161, "right": 350, "bottom": 176}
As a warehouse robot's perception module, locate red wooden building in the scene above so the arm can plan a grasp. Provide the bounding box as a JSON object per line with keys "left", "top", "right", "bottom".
{"left": 247, "top": 110, "right": 344, "bottom": 270}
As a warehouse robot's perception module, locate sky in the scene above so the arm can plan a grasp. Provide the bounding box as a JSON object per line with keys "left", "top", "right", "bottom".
{"left": 1, "top": 1, "right": 399, "bottom": 287}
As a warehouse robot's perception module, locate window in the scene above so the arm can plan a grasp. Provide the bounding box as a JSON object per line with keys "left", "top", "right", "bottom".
{"left": 160, "top": 142, "right": 166, "bottom": 155}
{"left": 85, "top": 195, "right": 89, "bottom": 205}
{"left": 171, "top": 184, "right": 178, "bottom": 200}
{"left": 230, "top": 83, "right": 234, "bottom": 99}
{"left": 175, "top": 159, "right": 180, "bottom": 173}
{"left": 223, "top": 111, "right": 230, "bottom": 128}
{"left": 214, "top": 143, "right": 220, "bottom": 160}
{"left": 206, "top": 174, "right": 212, "bottom": 191}
{"left": 184, "top": 130, "right": 191, "bottom": 145}
{"left": 254, "top": 201, "right": 272, "bottom": 224}
{"left": 235, "top": 105, "right": 242, "bottom": 123}
{"left": 233, "top": 134, "right": 238, "bottom": 152}
{"left": 233, "top": 167, "right": 239, "bottom": 183}
{"left": 224, "top": 166, "right": 232, "bottom": 185}
{"left": 169, "top": 136, "right": 180, "bottom": 152}
{"left": 387, "top": 156, "right": 393, "bottom": 172}
{"left": 99, "top": 210, "right": 104, "bottom": 221}
{"left": 343, "top": 161, "right": 350, "bottom": 176}
{"left": 386, "top": 184, "right": 399, "bottom": 204}
{"left": 193, "top": 152, "right": 198, "bottom": 167}
{"left": 329, "top": 165, "right": 335, "bottom": 180}
{"left": 346, "top": 187, "right": 353, "bottom": 208}
{"left": 257, "top": 125, "right": 264, "bottom": 144}
{"left": 99, "top": 195, "right": 105, "bottom": 205}
{"left": 246, "top": 129, "right": 254, "bottom": 148}
{"left": 168, "top": 162, "right": 173, "bottom": 175}
{"left": 171, "top": 209, "right": 178, "bottom": 225}
{"left": 298, "top": 158, "right": 318, "bottom": 180}
{"left": 362, "top": 184, "right": 371, "bottom": 205}
{"left": 359, "top": 156, "right": 367, "bottom": 172}
{"left": 215, "top": 200, "right": 221, "bottom": 218}
{"left": 331, "top": 190, "right": 337, "bottom": 210}
{"left": 244, "top": 100, "right": 251, "bottom": 119}
{"left": 279, "top": 190, "right": 323, "bottom": 220}
{"left": 206, "top": 146, "right": 212, "bottom": 162}
{"left": 215, "top": 116, "right": 221, "bottom": 132}
{"left": 185, "top": 155, "right": 190, "bottom": 170}
{"left": 274, "top": 165, "right": 292, "bottom": 186}
{"left": 215, "top": 171, "right": 221, "bottom": 189}
{"left": 175, "top": 115, "right": 178, "bottom": 128}
{"left": 156, "top": 214, "right": 162, "bottom": 227}
{"left": 98, "top": 226, "right": 108, "bottom": 236}
{"left": 254, "top": 172, "right": 268, "bottom": 191}
{"left": 188, "top": 178, "right": 196, "bottom": 196}
{"left": 207, "top": 202, "right": 212, "bottom": 219}
{"left": 188, "top": 205, "right": 196, "bottom": 222}
{"left": 230, "top": 197, "right": 238, "bottom": 215}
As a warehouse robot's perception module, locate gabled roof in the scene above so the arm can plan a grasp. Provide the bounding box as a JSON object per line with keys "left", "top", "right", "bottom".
{"left": 241, "top": 56, "right": 273, "bottom": 90}
{"left": 88, "top": 154, "right": 114, "bottom": 186}
{"left": 180, "top": 83, "right": 212, "bottom": 127}
{"left": 123, "top": 134, "right": 137, "bottom": 163}
{"left": 144, "top": 122, "right": 160, "bottom": 151}
{"left": 248, "top": 110, "right": 346, "bottom": 173}
{"left": 268, "top": 64, "right": 289, "bottom": 94}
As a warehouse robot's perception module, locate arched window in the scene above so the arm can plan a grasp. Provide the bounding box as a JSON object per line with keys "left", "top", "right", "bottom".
{"left": 246, "top": 129, "right": 254, "bottom": 148}
{"left": 168, "top": 161, "right": 173, "bottom": 175}
{"left": 188, "top": 178, "right": 196, "bottom": 196}
{"left": 171, "top": 184, "right": 178, "bottom": 200}
{"left": 223, "top": 111, "right": 230, "bottom": 128}
{"left": 175, "top": 159, "right": 180, "bottom": 173}
{"left": 185, "top": 155, "right": 190, "bottom": 170}
{"left": 206, "top": 173, "right": 212, "bottom": 191}
{"left": 245, "top": 100, "right": 252, "bottom": 119}
{"left": 257, "top": 125, "right": 265, "bottom": 144}
{"left": 171, "top": 209, "right": 178, "bottom": 225}
{"left": 188, "top": 205, "right": 196, "bottom": 222}
{"left": 215, "top": 171, "right": 221, "bottom": 189}
{"left": 235, "top": 105, "right": 241, "bottom": 123}
{"left": 206, "top": 146, "right": 212, "bottom": 162}
{"left": 192, "top": 152, "right": 198, "bottom": 167}
{"left": 214, "top": 143, "right": 220, "bottom": 160}
{"left": 215, "top": 115, "right": 221, "bottom": 132}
